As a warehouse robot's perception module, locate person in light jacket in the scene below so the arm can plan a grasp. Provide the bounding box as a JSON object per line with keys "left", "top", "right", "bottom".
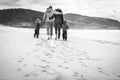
{"left": 42, "top": 6, "right": 54, "bottom": 40}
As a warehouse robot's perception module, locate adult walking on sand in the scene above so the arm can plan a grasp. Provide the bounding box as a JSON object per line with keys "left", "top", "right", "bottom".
{"left": 49, "top": 8, "right": 64, "bottom": 40}
{"left": 42, "top": 6, "right": 54, "bottom": 40}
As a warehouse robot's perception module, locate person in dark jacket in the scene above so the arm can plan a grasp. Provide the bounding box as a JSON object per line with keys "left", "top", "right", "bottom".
{"left": 49, "top": 8, "right": 64, "bottom": 40}
{"left": 62, "top": 20, "right": 69, "bottom": 40}
{"left": 34, "top": 18, "right": 41, "bottom": 38}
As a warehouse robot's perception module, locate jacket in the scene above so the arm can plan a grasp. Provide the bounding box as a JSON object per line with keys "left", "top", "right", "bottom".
{"left": 62, "top": 23, "right": 69, "bottom": 31}
{"left": 49, "top": 9, "right": 64, "bottom": 25}
{"left": 35, "top": 23, "right": 41, "bottom": 30}
{"left": 42, "top": 8, "right": 54, "bottom": 23}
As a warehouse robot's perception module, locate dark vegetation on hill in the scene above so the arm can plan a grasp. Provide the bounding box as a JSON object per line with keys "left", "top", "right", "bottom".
{"left": 0, "top": 8, "right": 44, "bottom": 28}
{"left": 0, "top": 8, "right": 120, "bottom": 29}
{"left": 64, "top": 13, "right": 120, "bottom": 29}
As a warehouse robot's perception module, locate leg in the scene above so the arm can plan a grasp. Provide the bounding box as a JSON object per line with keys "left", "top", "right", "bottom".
{"left": 58, "top": 24, "right": 62, "bottom": 39}
{"left": 63, "top": 31, "right": 66, "bottom": 40}
{"left": 54, "top": 24, "right": 58, "bottom": 40}
{"left": 34, "top": 30, "right": 37, "bottom": 38}
{"left": 34, "top": 33, "right": 36, "bottom": 38}
{"left": 46, "top": 23, "right": 50, "bottom": 39}
{"left": 37, "top": 30, "right": 39, "bottom": 38}
{"left": 62, "top": 32, "right": 65, "bottom": 40}
{"left": 65, "top": 31, "right": 67, "bottom": 40}
{"left": 58, "top": 28, "right": 60, "bottom": 39}
{"left": 37, "top": 34, "right": 39, "bottom": 38}
{"left": 50, "top": 21, "right": 53, "bottom": 39}
{"left": 46, "top": 25, "right": 50, "bottom": 36}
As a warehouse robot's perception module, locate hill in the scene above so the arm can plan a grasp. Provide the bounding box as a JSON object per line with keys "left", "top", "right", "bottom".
{"left": 0, "top": 8, "right": 120, "bottom": 29}
{"left": 0, "top": 8, "right": 44, "bottom": 28}
{"left": 64, "top": 13, "right": 120, "bottom": 29}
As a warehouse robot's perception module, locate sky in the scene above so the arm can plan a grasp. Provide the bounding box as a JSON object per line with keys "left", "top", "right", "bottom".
{"left": 0, "top": 0, "right": 120, "bottom": 21}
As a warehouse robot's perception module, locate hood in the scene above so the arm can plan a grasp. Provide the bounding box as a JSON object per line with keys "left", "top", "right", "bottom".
{"left": 54, "top": 11, "right": 63, "bottom": 15}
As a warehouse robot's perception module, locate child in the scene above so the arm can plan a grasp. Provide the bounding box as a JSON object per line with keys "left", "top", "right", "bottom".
{"left": 62, "top": 21, "right": 69, "bottom": 40}
{"left": 34, "top": 18, "right": 41, "bottom": 38}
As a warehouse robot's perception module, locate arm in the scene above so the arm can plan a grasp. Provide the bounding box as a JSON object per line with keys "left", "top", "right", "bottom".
{"left": 42, "top": 12, "right": 46, "bottom": 24}
{"left": 66, "top": 24, "right": 69, "bottom": 29}
{"left": 61, "top": 14, "right": 64, "bottom": 24}
{"left": 49, "top": 14, "right": 55, "bottom": 20}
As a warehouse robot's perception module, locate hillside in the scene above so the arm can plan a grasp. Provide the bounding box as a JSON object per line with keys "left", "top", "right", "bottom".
{"left": 0, "top": 8, "right": 44, "bottom": 28}
{"left": 64, "top": 13, "right": 120, "bottom": 29}
{"left": 0, "top": 8, "right": 120, "bottom": 29}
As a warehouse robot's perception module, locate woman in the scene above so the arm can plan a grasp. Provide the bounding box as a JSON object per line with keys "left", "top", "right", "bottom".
{"left": 42, "top": 6, "right": 54, "bottom": 40}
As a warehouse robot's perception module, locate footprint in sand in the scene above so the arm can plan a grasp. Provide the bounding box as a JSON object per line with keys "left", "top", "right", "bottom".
{"left": 33, "top": 64, "right": 41, "bottom": 68}
{"left": 98, "top": 71, "right": 109, "bottom": 76}
{"left": 17, "top": 57, "right": 25, "bottom": 63}
{"left": 24, "top": 72, "right": 39, "bottom": 77}
{"left": 58, "top": 65, "right": 69, "bottom": 69}
{"left": 41, "top": 59, "right": 50, "bottom": 63}
{"left": 97, "top": 67, "right": 109, "bottom": 76}
{"left": 50, "top": 49, "right": 56, "bottom": 53}
{"left": 81, "top": 63, "right": 88, "bottom": 68}
{"left": 63, "top": 60, "right": 69, "bottom": 63}
{"left": 117, "top": 74, "right": 120, "bottom": 78}
{"left": 18, "top": 60, "right": 22, "bottom": 63}
{"left": 53, "top": 75, "right": 65, "bottom": 80}
{"left": 77, "top": 74, "right": 88, "bottom": 80}
{"left": 73, "top": 72, "right": 80, "bottom": 77}
{"left": 97, "top": 67, "right": 102, "bottom": 70}
{"left": 46, "top": 72, "right": 55, "bottom": 75}
{"left": 46, "top": 65, "right": 51, "bottom": 68}
{"left": 45, "top": 53, "right": 53, "bottom": 57}
{"left": 24, "top": 74, "right": 31, "bottom": 77}
{"left": 64, "top": 67, "right": 69, "bottom": 69}
{"left": 94, "top": 40, "right": 120, "bottom": 45}
{"left": 41, "top": 69, "right": 47, "bottom": 73}
{"left": 17, "top": 68, "right": 22, "bottom": 71}
{"left": 31, "top": 72, "right": 39, "bottom": 77}
{"left": 36, "top": 43, "right": 42, "bottom": 46}
{"left": 40, "top": 66, "right": 46, "bottom": 69}
{"left": 78, "top": 61, "right": 88, "bottom": 68}
{"left": 23, "top": 64, "right": 27, "bottom": 67}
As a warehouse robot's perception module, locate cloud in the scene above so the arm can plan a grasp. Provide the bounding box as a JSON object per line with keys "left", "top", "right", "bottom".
{"left": 31, "top": 0, "right": 55, "bottom": 5}
{"left": 0, "top": 0, "right": 120, "bottom": 20}
{"left": 0, "top": 0, "right": 20, "bottom": 6}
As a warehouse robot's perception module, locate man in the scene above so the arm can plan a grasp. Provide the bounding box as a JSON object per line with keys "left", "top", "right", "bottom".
{"left": 42, "top": 6, "right": 54, "bottom": 40}
{"left": 49, "top": 8, "right": 64, "bottom": 40}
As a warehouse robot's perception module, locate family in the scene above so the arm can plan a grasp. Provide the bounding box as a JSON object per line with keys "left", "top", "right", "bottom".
{"left": 34, "top": 6, "right": 69, "bottom": 41}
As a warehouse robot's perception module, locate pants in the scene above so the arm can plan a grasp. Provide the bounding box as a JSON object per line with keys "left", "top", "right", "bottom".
{"left": 45, "top": 21, "right": 53, "bottom": 36}
{"left": 34, "top": 29, "right": 39, "bottom": 38}
{"left": 54, "top": 24, "right": 62, "bottom": 39}
{"left": 62, "top": 31, "right": 67, "bottom": 40}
